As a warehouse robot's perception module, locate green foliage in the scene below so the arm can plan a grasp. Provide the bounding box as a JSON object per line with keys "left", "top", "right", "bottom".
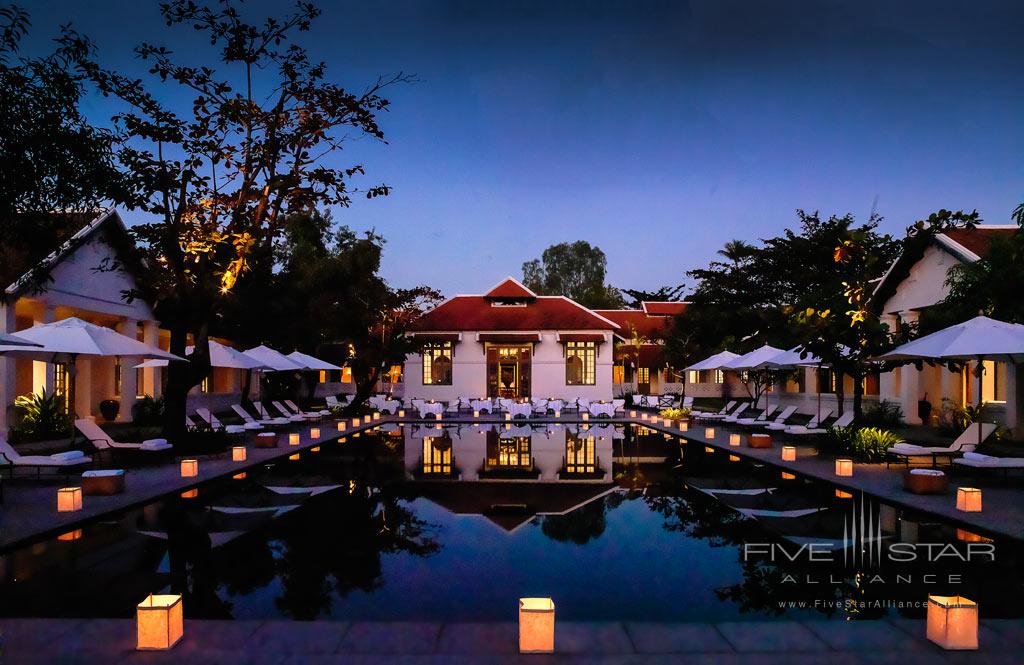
{"left": 860, "top": 399, "right": 903, "bottom": 427}
{"left": 819, "top": 426, "right": 903, "bottom": 462}
{"left": 940, "top": 223, "right": 1024, "bottom": 325}
{"left": 131, "top": 395, "right": 165, "bottom": 426}
{"left": 659, "top": 407, "right": 691, "bottom": 420}
{"left": 522, "top": 241, "right": 624, "bottom": 308}
{"left": 937, "top": 399, "right": 987, "bottom": 436}
{"left": 620, "top": 285, "right": 685, "bottom": 309}
{"left": 10, "top": 389, "right": 70, "bottom": 442}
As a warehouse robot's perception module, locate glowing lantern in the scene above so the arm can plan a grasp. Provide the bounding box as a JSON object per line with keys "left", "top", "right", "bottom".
{"left": 729, "top": 434, "right": 741, "bottom": 446}
{"left": 181, "top": 489, "right": 198, "bottom": 499}
{"left": 289, "top": 433, "right": 300, "bottom": 446}
{"left": 629, "top": 410, "right": 637, "bottom": 418}
{"left": 352, "top": 418, "right": 361, "bottom": 427}
{"left": 338, "top": 421, "right": 347, "bottom": 432}
{"left": 180, "top": 459, "right": 198, "bottom": 478}
{"left": 231, "top": 446, "right": 246, "bottom": 462}
{"left": 56, "top": 487, "right": 82, "bottom": 512}
{"left": 233, "top": 472, "right": 246, "bottom": 480}
{"left": 582, "top": 413, "right": 589, "bottom": 421}
{"left": 136, "top": 594, "right": 184, "bottom": 650}
{"left": 435, "top": 412, "right": 442, "bottom": 421}
{"left": 705, "top": 427, "right": 715, "bottom": 439}
{"left": 678, "top": 421, "right": 688, "bottom": 432}
{"left": 835, "top": 489, "right": 853, "bottom": 499}
{"left": 704, "top": 446, "right": 715, "bottom": 453}
{"left": 373, "top": 412, "right": 381, "bottom": 420}
{"left": 519, "top": 597, "right": 555, "bottom": 653}
{"left": 398, "top": 409, "right": 406, "bottom": 418}
{"left": 473, "top": 410, "right": 480, "bottom": 418}
{"left": 505, "top": 413, "right": 512, "bottom": 421}
{"left": 310, "top": 427, "right": 320, "bottom": 439}
{"left": 58, "top": 529, "right": 82, "bottom": 542}
{"left": 927, "top": 595, "right": 978, "bottom": 650}
{"left": 835, "top": 458, "right": 853, "bottom": 477}
{"left": 640, "top": 413, "right": 648, "bottom": 421}
{"left": 554, "top": 410, "right": 560, "bottom": 418}
{"left": 781, "top": 446, "right": 796, "bottom": 461}
{"left": 956, "top": 487, "right": 982, "bottom": 512}
{"left": 781, "top": 472, "right": 796, "bottom": 480}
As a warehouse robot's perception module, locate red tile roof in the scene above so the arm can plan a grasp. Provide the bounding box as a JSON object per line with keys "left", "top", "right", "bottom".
{"left": 941, "top": 226, "right": 1017, "bottom": 259}
{"left": 484, "top": 277, "right": 537, "bottom": 299}
{"left": 412, "top": 295, "right": 618, "bottom": 332}
{"left": 641, "top": 301, "right": 688, "bottom": 316}
{"left": 594, "top": 308, "right": 678, "bottom": 341}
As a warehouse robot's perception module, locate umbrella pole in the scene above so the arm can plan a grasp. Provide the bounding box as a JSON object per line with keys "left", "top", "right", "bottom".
{"left": 67, "top": 354, "right": 79, "bottom": 444}
{"left": 975, "top": 356, "right": 985, "bottom": 446}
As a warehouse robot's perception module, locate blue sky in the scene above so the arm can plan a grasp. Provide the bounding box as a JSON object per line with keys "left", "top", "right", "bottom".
{"left": 22, "top": 0, "right": 1024, "bottom": 296}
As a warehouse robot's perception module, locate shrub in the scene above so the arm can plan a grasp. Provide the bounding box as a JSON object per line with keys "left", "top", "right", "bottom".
{"left": 10, "top": 389, "right": 71, "bottom": 443}
{"left": 819, "top": 426, "right": 903, "bottom": 462}
{"left": 132, "top": 395, "right": 165, "bottom": 426}
{"left": 937, "top": 399, "right": 987, "bottom": 436}
{"left": 660, "top": 407, "right": 691, "bottom": 420}
{"left": 861, "top": 400, "right": 903, "bottom": 428}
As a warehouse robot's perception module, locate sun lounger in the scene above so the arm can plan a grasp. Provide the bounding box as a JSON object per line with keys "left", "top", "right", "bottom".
{"left": 232, "top": 404, "right": 288, "bottom": 427}
{"left": 722, "top": 403, "right": 751, "bottom": 423}
{"left": 704, "top": 402, "right": 746, "bottom": 421}
{"left": 196, "top": 408, "right": 250, "bottom": 434}
{"left": 74, "top": 419, "right": 172, "bottom": 457}
{"left": 954, "top": 451, "right": 1024, "bottom": 473}
{"left": 0, "top": 436, "right": 92, "bottom": 478}
{"left": 736, "top": 405, "right": 778, "bottom": 426}
{"left": 264, "top": 401, "right": 305, "bottom": 422}
{"left": 692, "top": 400, "right": 736, "bottom": 419}
{"left": 785, "top": 410, "right": 852, "bottom": 435}
{"left": 758, "top": 405, "right": 797, "bottom": 429}
{"left": 775, "top": 408, "right": 832, "bottom": 433}
{"left": 285, "top": 399, "right": 328, "bottom": 418}
{"left": 888, "top": 422, "right": 997, "bottom": 466}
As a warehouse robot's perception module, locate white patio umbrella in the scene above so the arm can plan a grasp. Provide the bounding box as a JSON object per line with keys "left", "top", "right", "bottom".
{"left": 721, "top": 345, "right": 785, "bottom": 409}
{"left": 0, "top": 316, "right": 183, "bottom": 421}
{"left": 684, "top": 350, "right": 740, "bottom": 372}
{"left": 0, "top": 332, "right": 43, "bottom": 349}
{"left": 286, "top": 350, "right": 342, "bottom": 371}
{"left": 243, "top": 345, "right": 305, "bottom": 372}
{"left": 764, "top": 346, "right": 826, "bottom": 415}
{"left": 135, "top": 340, "right": 269, "bottom": 370}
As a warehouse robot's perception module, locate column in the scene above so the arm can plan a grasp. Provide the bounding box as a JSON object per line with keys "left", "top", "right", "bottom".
{"left": 117, "top": 318, "right": 139, "bottom": 422}
{"left": 74, "top": 356, "right": 92, "bottom": 419}
{"left": 0, "top": 303, "right": 16, "bottom": 435}
{"left": 899, "top": 310, "right": 922, "bottom": 424}
{"left": 32, "top": 305, "right": 57, "bottom": 394}
{"left": 940, "top": 365, "right": 960, "bottom": 407}
{"left": 1005, "top": 363, "right": 1021, "bottom": 432}
{"left": 142, "top": 320, "right": 161, "bottom": 398}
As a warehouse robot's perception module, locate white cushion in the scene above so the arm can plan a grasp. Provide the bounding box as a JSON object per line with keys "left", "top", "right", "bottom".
{"left": 52, "top": 450, "right": 86, "bottom": 462}
{"left": 909, "top": 468, "right": 945, "bottom": 476}
{"left": 83, "top": 469, "right": 124, "bottom": 477}
{"left": 962, "top": 452, "right": 993, "bottom": 462}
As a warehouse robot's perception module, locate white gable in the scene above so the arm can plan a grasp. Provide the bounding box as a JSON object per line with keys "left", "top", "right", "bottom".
{"left": 880, "top": 244, "right": 960, "bottom": 315}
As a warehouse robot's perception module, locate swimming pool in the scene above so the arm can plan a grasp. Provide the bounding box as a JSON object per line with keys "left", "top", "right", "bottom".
{"left": 1, "top": 423, "right": 1021, "bottom": 622}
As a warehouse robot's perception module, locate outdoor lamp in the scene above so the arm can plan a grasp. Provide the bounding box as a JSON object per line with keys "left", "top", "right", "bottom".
{"left": 136, "top": 594, "right": 184, "bottom": 650}
{"left": 956, "top": 487, "right": 982, "bottom": 512}
{"left": 180, "top": 459, "right": 198, "bottom": 478}
{"left": 352, "top": 417, "right": 361, "bottom": 427}
{"left": 729, "top": 434, "right": 741, "bottom": 446}
{"left": 781, "top": 446, "right": 796, "bottom": 461}
{"left": 231, "top": 446, "right": 246, "bottom": 462}
{"left": 705, "top": 427, "right": 715, "bottom": 438}
{"left": 288, "top": 433, "right": 300, "bottom": 446}
{"left": 57, "top": 487, "right": 82, "bottom": 512}
{"left": 927, "top": 595, "right": 978, "bottom": 650}
{"left": 338, "top": 421, "right": 347, "bottom": 431}
{"left": 435, "top": 412, "right": 442, "bottom": 421}
{"left": 678, "top": 421, "right": 688, "bottom": 432}
{"left": 519, "top": 598, "right": 555, "bottom": 653}
{"left": 310, "top": 427, "right": 320, "bottom": 439}
{"left": 835, "top": 458, "right": 853, "bottom": 477}
{"left": 398, "top": 409, "right": 406, "bottom": 418}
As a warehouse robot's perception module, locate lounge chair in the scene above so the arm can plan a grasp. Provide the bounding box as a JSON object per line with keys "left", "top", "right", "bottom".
{"left": 74, "top": 419, "right": 172, "bottom": 458}
{"left": 612, "top": 398, "right": 625, "bottom": 412}
{"left": 954, "top": 451, "right": 1024, "bottom": 474}
{"left": 704, "top": 402, "right": 745, "bottom": 421}
{"left": 196, "top": 408, "right": 250, "bottom": 434}
{"left": 785, "top": 410, "right": 852, "bottom": 435}
{"left": 285, "top": 399, "right": 329, "bottom": 418}
{"left": 775, "top": 408, "right": 832, "bottom": 433}
{"left": 232, "top": 404, "right": 288, "bottom": 427}
{"left": 0, "top": 436, "right": 92, "bottom": 478}
{"left": 888, "top": 423, "right": 997, "bottom": 467}
{"left": 681, "top": 396, "right": 694, "bottom": 410}
{"left": 692, "top": 400, "right": 736, "bottom": 420}
{"left": 722, "top": 403, "right": 751, "bottom": 423}
{"left": 263, "top": 401, "right": 304, "bottom": 422}
{"left": 757, "top": 405, "right": 797, "bottom": 429}
{"left": 736, "top": 405, "right": 778, "bottom": 426}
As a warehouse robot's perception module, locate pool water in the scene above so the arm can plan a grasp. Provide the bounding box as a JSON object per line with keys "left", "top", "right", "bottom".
{"left": 1, "top": 423, "right": 1021, "bottom": 622}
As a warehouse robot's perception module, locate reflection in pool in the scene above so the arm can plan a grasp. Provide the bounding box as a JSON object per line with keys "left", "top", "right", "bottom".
{"left": 1, "top": 423, "right": 1021, "bottom": 622}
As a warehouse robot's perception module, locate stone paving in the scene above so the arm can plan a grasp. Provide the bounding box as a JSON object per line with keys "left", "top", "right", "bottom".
{"left": 1, "top": 617, "right": 1023, "bottom": 663}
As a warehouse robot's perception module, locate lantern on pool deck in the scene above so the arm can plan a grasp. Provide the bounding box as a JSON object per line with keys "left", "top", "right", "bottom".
{"left": 705, "top": 427, "right": 715, "bottom": 439}
{"left": 554, "top": 410, "right": 561, "bottom": 418}
{"left": 519, "top": 597, "right": 555, "bottom": 653}
{"left": 136, "top": 593, "right": 184, "bottom": 650}
{"left": 927, "top": 595, "right": 978, "bottom": 650}
{"left": 310, "top": 427, "right": 320, "bottom": 439}
{"left": 232, "top": 446, "right": 246, "bottom": 462}
{"left": 180, "top": 459, "right": 198, "bottom": 478}
{"left": 641, "top": 413, "right": 648, "bottom": 421}
{"left": 679, "top": 421, "right": 688, "bottom": 432}
{"left": 956, "top": 487, "right": 982, "bottom": 512}
{"left": 398, "top": 409, "right": 406, "bottom": 418}
{"left": 505, "top": 413, "right": 512, "bottom": 421}
{"left": 729, "top": 434, "right": 741, "bottom": 446}
{"left": 582, "top": 413, "right": 589, "bottom": 421}
{"left": 338, "top": 421, "right": 347, "bottom": 432}
{"left": 835, "top": 458, "right": 853, "bottom": 477}
{"left": 288, "top": 433, "right": 300, "bottom": 446}
{"left": 435, "top": 412, "right": 442, "bottom": 421}
{"left": 57, "top": 487, "right": 82, "bottom": 512}
{"left": 781, "top": 446, "right": 796, "bottom": 462}
{"left": 352, "top": 417, "right": 361, "bottom": 427}
{"left": 473, "top": 409, "right": 480, "bottom": 418}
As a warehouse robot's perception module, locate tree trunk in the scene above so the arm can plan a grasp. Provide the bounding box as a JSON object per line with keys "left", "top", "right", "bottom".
{"left": 350, "top": 366, "right": 381, "bottom": 413}
{"left": 835, "top": 378, "right": 845, "bottom": 418}
{"left": 163, "top": 319, "right": 190, "bottom": 442}
{"left": 852, "top": 372, "right": 864, "bottom": 424}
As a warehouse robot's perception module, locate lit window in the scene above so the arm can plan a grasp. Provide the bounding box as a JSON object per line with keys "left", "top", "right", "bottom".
{"left": 565, "top": 341, "right": 596, "bottom": 385}
{"left": 612, "top": 365, "right": 625, "bottom": 384}
{"left": 637, "top": 367, "right": 650, "bottom": 384}
{"left": 687, "top": 370, "right": 699, "bottom": 384}
{"left": 422, "top": 342, "right": 453, "bottom": 385}
{"left": 341, "top": 367, "right": 352, "bottom": 383}
{"left": 114, "top": 361, "right": 122, "bottom": 397}
{"left": 319, "top": 370, "right": 327, "bottom": 383}
{"left": 714, "top": 369, "right": 724, "bottom": 384}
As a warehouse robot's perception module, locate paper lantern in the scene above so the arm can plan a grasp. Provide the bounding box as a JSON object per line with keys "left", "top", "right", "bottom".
{"left": 398, "top": 409, "right": 406, "bottom": 418}
{"left": 835, "top": 489, "right": 853, "bottom": 499}
{"left": 56, "top": 487, "right": 82, "bottom": 512}
{"left": 289, "top": 453, "right": 300, "bottom": 460}
{"left": 704, "top": 446, "right": 715, "bottom": 453}
{"left": 473, "top": 410, "right": 480, "bottom": 418}
{"left": 927, "top": 595, "right": 978, "bottom": 650}
{"left": 233, "top": 472, "right": 247, "bottom": 480}
{"left": 136, "top": 594, "right": 183, "bottom": 650}
{"left": 705, "top": 427, "right": 715, "bottom": 438}
{"left": 781, "top": 471, "right": 796, "bottom": 480}
{"left": 289, "top": 433, "right": 300, "bottom": 446}
{"left": 231, "top": 446, "right": 246, "bottom": 462}
{"left": 310, "top": 427, "right": 320, "bottom": 439}
{"left": 519, "top": 597, "right": 555, "bottom": 653}
{"left": 352, "top": 417, "right": 360, "bottom": 427}
{"left": 582, "top": 413, "right": 589, "bottom": 421}
{"left": 505, "top": 413, "right": 512, "bottom": 421}
{"left": 729, "top": 454, "right": 740, "bottom": 462}
{"left": 180, "top": 488, "right": 198, "bottom": 499}
{"left": 956, "top": 487, "right": 982, "bottom": 512}
{"left": 835, "top": 458, "right": 853, "bottom": 477}
{"left": 729, "top": 434, "right": 741, "bottom": 446}
{"left": 629, "top": 410, "right": 637, "bottom": 418}
{"left": 311, "top": 445, "right": 321, "bottom": 452}
{"left": 58, "top": 529, "right": 82, "bottom": 542}
{"left": 180, "top": 459, "right": 198, "bottom": 478}
{"left": 640, "top": 413, "right": 648, "bottom": 421}
{"left": 338, "top": 421, "right": 347, "bottom": 431}
{"left": 554, "top": 410, "right": 560, "bottom": 418}
{"left": 373, "top": 412, "right": 381, "bottom": 420}
{"left": 781, "top": 446, "right": 796, "bottom": 461}
{"left": 678, "top": 421, "right": 688, "bottom": 432}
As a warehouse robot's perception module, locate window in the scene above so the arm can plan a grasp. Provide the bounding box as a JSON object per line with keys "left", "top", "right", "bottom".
{"left": 113, "top": 361, "right": 122, "bottom": 397}
{"left": 687, "top": 370, "right": 699, "bottom": 384}
{"left": 422, "top": 342, "right": 453, "bottom": 385}
{"left": 383, "top": 364, "right": 403, "bottom": 384}
{"left": 422, "top": 438, "right": 451, "bottom": 475}
{"left": 319, "top": 370, "right": 327, "bottom": 384}
{"left": 341, "top": 367, "right": 353, "bottom": 383}
{"left": 612, "top": 364, "right": 625, "bottom": 384}
{"left": 54, "top": 363, "right": 69, "bottom": 413}
{"left": 637, "top": 367, "right": 650, "bottom": 384}
{"left": 200, "top": 376, "right": 210, "bottom": 393}
{"left": 714, "top": 369, "right": 724, "bottom": 384}
{"left": 565, "top": 341, "right": 596, "bottom": 385}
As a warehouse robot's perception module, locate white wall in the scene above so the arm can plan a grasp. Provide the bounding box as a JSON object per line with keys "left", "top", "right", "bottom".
{"left": 881, "top": 245, "right": 957, "bottom": 315}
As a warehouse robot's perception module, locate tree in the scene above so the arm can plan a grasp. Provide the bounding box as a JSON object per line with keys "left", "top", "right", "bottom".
{"left": 68, "top": 1, "right": 410, "bottom": 438}
{"left": 0, "top": 4, "right": 126, "bottom": 294}
{"left": 522, "top": 241, "right": 624, "bottom": 308}
{"left": 940, "top": 210, "right": 1023, "bottom": 324}
{"left": 619, "top": 284, "right": 686, "bottom": 309}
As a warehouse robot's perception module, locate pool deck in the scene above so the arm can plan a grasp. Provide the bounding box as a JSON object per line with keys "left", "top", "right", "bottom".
{"left": 1, "top": 412, "right": 1023, "bottom": 553}
{"left": 2, "top": 616, "right": 1023, "bottom": 663}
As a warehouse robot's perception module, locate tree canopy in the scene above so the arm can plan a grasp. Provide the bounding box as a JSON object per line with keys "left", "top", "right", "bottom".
{"left": 522, "top": 240, "right": 624, "bottom": 309}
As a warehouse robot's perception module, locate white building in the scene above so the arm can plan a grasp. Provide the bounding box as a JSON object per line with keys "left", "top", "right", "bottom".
{"left": 404, "top": 278, "right": 618, "bottom": 402}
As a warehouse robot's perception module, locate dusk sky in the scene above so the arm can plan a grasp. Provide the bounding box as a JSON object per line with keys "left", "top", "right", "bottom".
{"left": 23, "top": 0, "right": 1024, "bottom": 297}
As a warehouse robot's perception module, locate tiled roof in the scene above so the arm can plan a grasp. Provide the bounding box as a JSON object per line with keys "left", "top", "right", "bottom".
{"left": 412, "top": 295, "right": 618, "bottom": 332}
{"left": 641, "top": 301, "right": 688, "bottom": 316}
{"left": 941, "top": 226, "right": 1017, "bottom": 259}
{"left": 484, "top": 277, "right": 537, "bottom": 299}
{"left": 594, "top": 308, "right": 677, "bottom": 341}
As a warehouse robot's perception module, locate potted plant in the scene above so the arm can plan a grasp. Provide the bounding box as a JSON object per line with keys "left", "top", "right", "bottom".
{"left": 99, "top": 399, "right": 120, "bottom": 422}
